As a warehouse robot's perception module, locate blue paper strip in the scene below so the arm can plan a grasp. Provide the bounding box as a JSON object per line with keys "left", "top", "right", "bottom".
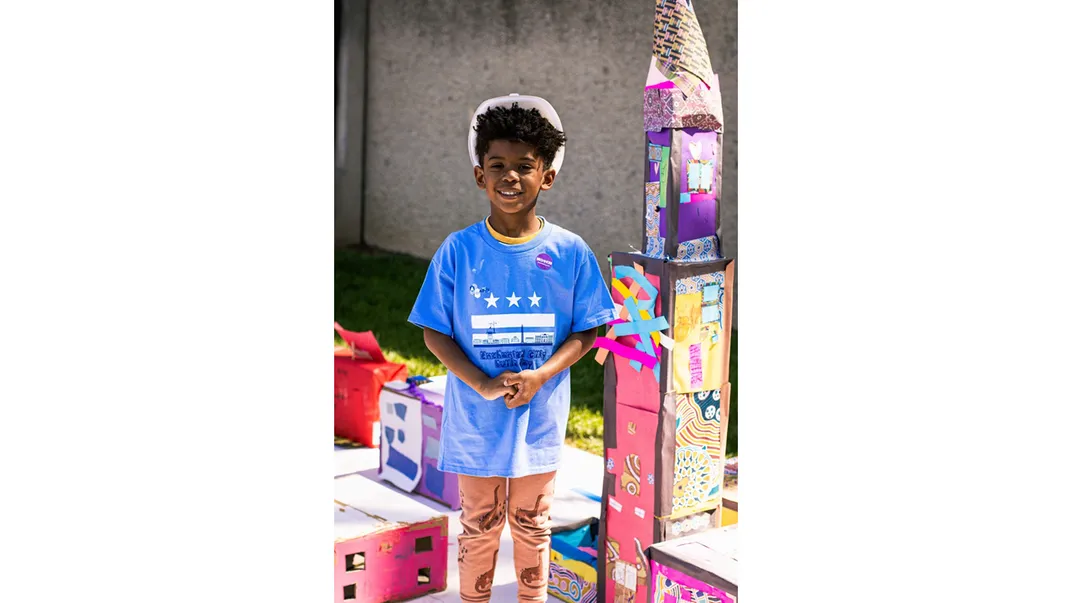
{"left": 613, "top": 315, "right": 670, "bottom": 336}
{"left": 613, "top": 266, "right": 658, "bottom": 312}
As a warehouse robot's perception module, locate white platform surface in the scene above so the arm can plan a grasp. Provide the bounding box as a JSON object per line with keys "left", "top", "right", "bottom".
{"left": 334, "top": 443, "right": 603, "bottom": 603}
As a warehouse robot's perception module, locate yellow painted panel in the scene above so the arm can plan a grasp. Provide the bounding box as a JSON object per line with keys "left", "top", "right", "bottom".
{"left": 721, "top": 507, "right": 738, "bottom": 527}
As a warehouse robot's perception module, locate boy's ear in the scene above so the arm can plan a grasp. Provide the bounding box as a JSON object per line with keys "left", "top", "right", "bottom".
{"left": 474, "top": 165, "right": 486, "bottom": 189}
{"left": 540, "top": 167, "right": 557, "bottom": 191}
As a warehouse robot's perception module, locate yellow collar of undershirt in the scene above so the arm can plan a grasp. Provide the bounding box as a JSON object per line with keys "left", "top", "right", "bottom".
{"left": 485, "top": 217, "right": 544, "bottom": 245}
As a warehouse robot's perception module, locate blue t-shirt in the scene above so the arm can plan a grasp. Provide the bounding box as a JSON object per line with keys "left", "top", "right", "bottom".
{"left": 408, "top": 218, "right": 616, "bottom": 478}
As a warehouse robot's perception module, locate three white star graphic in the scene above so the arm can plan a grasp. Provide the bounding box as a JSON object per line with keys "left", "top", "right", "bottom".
{"left": 483, "top": 291, "right": 540, "bottom": 308}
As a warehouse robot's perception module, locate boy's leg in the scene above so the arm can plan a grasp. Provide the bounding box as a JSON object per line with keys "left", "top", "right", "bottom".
{"left": 506, "top": 471, "right": 557, "bottom": 602}
{"left": 458, "top": 474, "right": 509, "bottom": 603}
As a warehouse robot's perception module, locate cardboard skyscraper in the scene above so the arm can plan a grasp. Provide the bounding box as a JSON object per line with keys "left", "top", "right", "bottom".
{"left": 594, "top": 2, "right": 735, "bottom": 602}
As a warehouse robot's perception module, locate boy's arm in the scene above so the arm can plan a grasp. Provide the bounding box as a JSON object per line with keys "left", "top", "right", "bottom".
{"left": 423, "top": 328, "right": 517, "bottom": 401}
{"left": 501, "top": 327, "right": 598, "bottom": 409}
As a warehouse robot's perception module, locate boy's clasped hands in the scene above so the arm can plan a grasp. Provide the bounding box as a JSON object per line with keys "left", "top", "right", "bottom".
{"left": 478, "top": 370, "right": 547, "bottom": 409}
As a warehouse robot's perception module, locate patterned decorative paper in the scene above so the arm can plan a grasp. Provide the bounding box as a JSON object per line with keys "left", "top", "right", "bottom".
{"left": 643, "top": 86, "right": 722, "bottom": 132}
{"left": 648, "top": 142, "right": 662, "bottom": 162}
{"left": 549, "top": 561, "right": 597, "bottom": 603}
{"left": 672, "top": 389, "right": 723, "bottom": 515}
{"left": 673, "top": 447, "right": 715, "bottom": 514}
{"left": 651, "top": 559, "right": 735, "bottom": 603}
{"left": 645, "top": 182, "right": 665, "bottom": 257}
{"left": 652, "top": 0, "right": 717, "bottom": 94}
{"left": 675, "top": 271, "right": 722, "bottom": 295}
{"left": 549, "top": 521, "right": 598, "bottom": 603}
{"left": 666, "top": 511, "right": 715, "bottom": 539}
{"left": 675, "top": 236, "right": 718, "bottom": 261}
{"left": 622, "top": 454, "right": 643, "bottom": 496}
{"left": 672, "top": 273, "right": 726, "bottom": 392}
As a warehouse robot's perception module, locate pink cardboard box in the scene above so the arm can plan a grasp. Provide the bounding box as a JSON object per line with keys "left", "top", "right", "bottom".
{"left": 378, "top": 377, "right": 461, "bottom": 510}
{"left": 334, "top": 323, "right": 407, "bottom": 448}
{"left": 648, "top": 525, "right": 738, "bottom": 603}
{"left": 334, "top": 474, "right": 449, "bottom": 603}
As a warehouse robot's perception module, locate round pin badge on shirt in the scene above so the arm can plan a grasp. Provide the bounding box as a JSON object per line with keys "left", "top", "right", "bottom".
{"left": 535, "top": 253, "right": 553, "bottom": 270}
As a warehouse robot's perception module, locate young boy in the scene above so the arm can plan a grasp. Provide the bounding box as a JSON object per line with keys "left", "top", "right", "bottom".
{"left": 408, "top": 95, "right": 615, "bottom": 602}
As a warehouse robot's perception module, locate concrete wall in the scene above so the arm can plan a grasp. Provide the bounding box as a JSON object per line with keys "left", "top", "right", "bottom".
{"left": 335, "top": 0, "right": 367, "bottom": 246}
{"left": 342, "top": 0, "right": 737, "bottom": 318}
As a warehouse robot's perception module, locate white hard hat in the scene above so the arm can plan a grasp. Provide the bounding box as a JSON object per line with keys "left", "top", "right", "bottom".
{"left": 468, "top": 93, "right": 565, "bottom": 174}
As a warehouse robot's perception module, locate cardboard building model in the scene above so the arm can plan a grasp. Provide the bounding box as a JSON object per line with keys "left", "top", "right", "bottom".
{"left": 550, "top": 518, "right": 600, "bottom": 603}
{"left": 547, "top": 487, "right": 604, "bottom": 603}
{"left": 595, "top": 2, "right": 735, "bottom": 603}
{"left": 378, "top": 377, "right": 461, "bottom": 510}
{"left": 641, "top": 0, "right": 726, "bottom": 262}
{"left": 335, "top": 322, "right": 407, "bottom": 448}
{"left": 334, "top": 474, "right": 449, "bottom": 603}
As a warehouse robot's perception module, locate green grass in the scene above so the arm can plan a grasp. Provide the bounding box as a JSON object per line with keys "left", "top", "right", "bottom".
{"left": 336, "top": 246, "right": 737, "bottom": 457}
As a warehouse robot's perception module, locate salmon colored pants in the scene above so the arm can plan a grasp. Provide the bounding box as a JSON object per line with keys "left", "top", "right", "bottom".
{"left": 457, "top": 471, "right": 557, "bottom": 602}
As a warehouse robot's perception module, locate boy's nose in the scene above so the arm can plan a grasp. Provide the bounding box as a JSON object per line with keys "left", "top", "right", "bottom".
{"left": 502, "top": 171, "right": 519, "bottom": 183}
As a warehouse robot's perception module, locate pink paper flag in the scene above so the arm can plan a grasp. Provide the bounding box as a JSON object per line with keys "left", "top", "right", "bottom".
{"left": 593, "top": 337, "right": 659, "bottom": 369}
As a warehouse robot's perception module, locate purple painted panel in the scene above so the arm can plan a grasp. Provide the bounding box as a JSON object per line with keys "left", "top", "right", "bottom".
{"left": 416, "top": 397, "right": 461, "bottom": 510}
{"left": 647, "top": 129, "right": 671, "bottom": 148}
{"left": 679, "top": 130, "right": 719, "bottom": 197}
{"left": 676, "top": 197, "right": 717, "bottom": 242}
{"left": 659, "top": 195, "right": 716, "bottom": 243}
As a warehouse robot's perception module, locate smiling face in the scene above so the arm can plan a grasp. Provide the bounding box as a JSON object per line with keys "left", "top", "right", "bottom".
{"left": 474, "top": 139, "right": 557, "bottom": 216}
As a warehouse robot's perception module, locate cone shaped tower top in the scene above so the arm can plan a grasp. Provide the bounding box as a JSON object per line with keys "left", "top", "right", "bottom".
{"left": 651, "top": 0, "right": 717, "bottom": 95}
{"left": 643, "top": 0, "right": 723, "bottom": 132}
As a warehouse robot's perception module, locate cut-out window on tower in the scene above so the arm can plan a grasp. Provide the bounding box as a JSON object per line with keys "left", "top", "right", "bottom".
{"left": 700, "top": 282, "right": 724, "bottom": 342}
{"left": 343, "top": 584, "right": 356, "bottom": 600}
{"left": 417, "top": 567, "right": 431, "bottom": 585}
{"left": 345, "top": 552, "right": 365, "bottom": 572}
{"left": 415, "top": 536, "right": 433, "bottom": 553}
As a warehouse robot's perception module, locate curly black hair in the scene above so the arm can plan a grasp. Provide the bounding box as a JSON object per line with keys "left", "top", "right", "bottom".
{"left": 473, "top": 102, "right": 567, "bottom": 170}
